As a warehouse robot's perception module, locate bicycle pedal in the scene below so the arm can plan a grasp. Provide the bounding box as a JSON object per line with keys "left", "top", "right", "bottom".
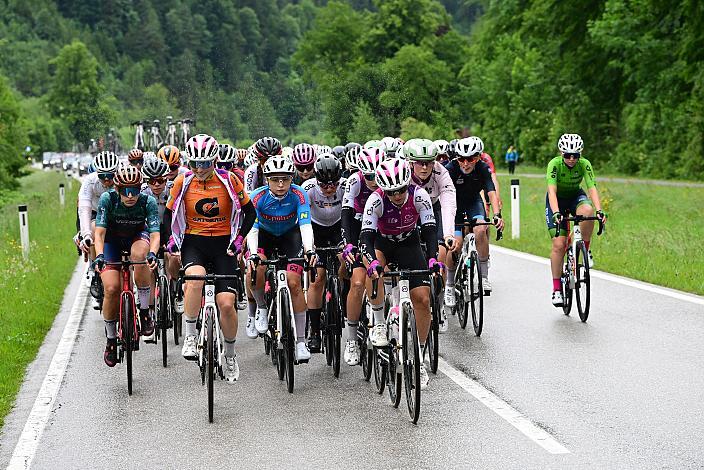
{"left": 295, "top": 359, "right": 310, "bottom": 365}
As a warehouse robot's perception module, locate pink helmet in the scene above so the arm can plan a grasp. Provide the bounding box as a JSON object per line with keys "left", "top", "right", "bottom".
{"left": 375, "top": 157, "right": 411, "bottom": 192}
{"left": 185, "top": 134, "right": 219, "bottom": 161}
{"left": 292, "top": 143, "right": 317, "bottom": 166}
{"left": 357, "top": 147, "right": 385, "bottom": 175}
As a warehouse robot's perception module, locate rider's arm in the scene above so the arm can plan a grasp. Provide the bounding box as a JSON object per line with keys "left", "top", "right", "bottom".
{"left": 415, "top": 188, "right": 439, "bottom": 261}
{"left": 359, "top": 193, "right": 382, "bottom": 264}
{"left": 145, "top": 195, "right": 161, "bottom": 250}
{"left": 246, "top": 223, "right": 260, "bottom": 255}
{"left": 294, "top": 187, "right": 314, "bottom": 252}
{"left": 94, "top": 227, "right": 106, "bottom": 256}
{"left": 581, "top": 159, "right": 603, "bottom": 212}
{"left": 341, "top": 174, "right": 360, "bottom": 245}
{"left": 93, "top": 194, "right": 110, "bottom": 255}
{"left": 77, "top": 179, "right": 95, "bottom": 238}
{"left": 546, "top": 158, "right": 560, "bottom": 213}
{"left": 229, "top": 173, "right": 256, "bottom": 238}
{"left": 435, "top": 165, "right": 457, "bottom": 239}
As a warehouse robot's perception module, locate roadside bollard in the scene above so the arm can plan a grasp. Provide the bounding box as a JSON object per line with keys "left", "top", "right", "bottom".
{"left": 18, "top": 205, "right": 30, "bottom": 259}
{"left": 511, "top": 179, "right": 520, "bottom": 239}
{"left": 59, "top": 183, "right": 65, "bottom": 206}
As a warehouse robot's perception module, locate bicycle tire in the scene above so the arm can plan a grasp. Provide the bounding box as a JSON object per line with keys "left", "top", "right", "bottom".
{"left": 575, "top": 241, "right": 591, "bottom": 322}
{"left": 562, "top": 250, "right": 574, "bottom": 315}
{"left": 427, "top": 277, "right": 440, "bottom": 374}
{"left": 158, "top": 275, "right": 169, "bottom": 368}
{"left": 330, "top": 278, "right": 342, "bottom": 378}
{"left": 207, "top": 312, "right": 214, "bottom": 423}
{"left": 387, "top": 341, "right": 402, "bottom": 408}
{"left": 373, "top": 346, "right": 386, "bottom": 394}
{"left": 171, "top": 280, "right": 181, "bottom": 345}
{"left": 470, "top": 251, "right": 484, "bottom": 336}
{"left": 403, "top": 305, "right": 421, "bottom": 424}
{"left": 360, "top": 298, "right": 373, "bottom": 381}
{"left": 456, "top": 272, "right": 468, "bottom": 329}
{"left": 280, "top": 290, "right": 295, "bottom": 393}
{"left": 122, "top": 293, "right": 134, "bottom": 396}
{"left": 322, "top": 305, "right": 333, "bottom": 367}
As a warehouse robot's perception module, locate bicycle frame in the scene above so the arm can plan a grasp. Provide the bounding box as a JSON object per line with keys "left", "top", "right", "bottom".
{"left": 197, "top": 283, "right": 223, "bottom": 373}
{"left": 272, "top": 268, "right": 296, "bottom": 351}
{"left": 118, "top": 258, "right": 139, "bottom": 346}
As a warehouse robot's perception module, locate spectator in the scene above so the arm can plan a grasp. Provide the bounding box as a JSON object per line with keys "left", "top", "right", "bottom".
{"left": 505, "top": 145, "right": 518, "bottom": 174}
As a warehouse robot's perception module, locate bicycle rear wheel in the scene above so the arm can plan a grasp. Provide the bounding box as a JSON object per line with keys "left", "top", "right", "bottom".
{"left": 207, "top": 313, "right": 214, "bottom": 423}
{"left": 470, "top": 251, "right": 484, "bottom": 336}
{"left": 158, "top": 275, "right": 169, "bottom": 367}
{"left": 373, "top": 346, "right": 386, "bottom": 394}
{"left": 575, "top": 241, "right": 591, "bottom": 322}
{"left": 171, "top": 280, "right": 181, "bottom": 345}
{"left": 403, "top": 306, "right": 421, "bottom": 424}
{"left": 360, "top": 298, "right": 373, "bottom": 381}
{"left": 387, "top": 342, "right": 401, "bottom": 408}
{"left": 122, "top": 294, "right": 134, "bottom": 396}
{"left": 455, "top": 270, "right": 468, "bottom": 329}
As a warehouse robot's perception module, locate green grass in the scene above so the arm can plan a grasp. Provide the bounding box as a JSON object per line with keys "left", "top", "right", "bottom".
{"left": 0, "top": 170, "right": 79, "bottom": 428}
{"left": 493, "top": 174, "right": 704, "bottom": 295}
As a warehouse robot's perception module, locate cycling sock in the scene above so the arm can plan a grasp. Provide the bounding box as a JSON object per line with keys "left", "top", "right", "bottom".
{"left": 371, "top": 303, "right": 385, "bottom": 325}
{"left": 584, "top": 240, "right": 591, "bottom": 250}
{"left": 224, "top": 337, "right": 236, "bottom": 357}
{"left": 553, "top": 278, "right": 561, "bottom": 292}
{"left": 294, "top": 311, "right": 307, "bottom": 343}
{"left": 446, "top": 267, "right": 455, "bottom": 287}
{"left": 247, "top": 300, "right": 256, "bottom": 318}
{"left": 137, "top": 286, "right": 150, "bottom": 308}
{"left": 308, "top": 308, "right": 321, "bottom": 334}
{"left": 478, "top": 258, "right": 489, "bottom": 278}
{"left": 184, "top": 318, "right": 197, "bottom": 337}
{"left": 252, "top": 289, "right": 266, "bottom": 308}
{"left": 104, "top": 320, "right": 117, "bottom": 339}
{"left": 346, "top": 320, "right": 359, "bottom": 341}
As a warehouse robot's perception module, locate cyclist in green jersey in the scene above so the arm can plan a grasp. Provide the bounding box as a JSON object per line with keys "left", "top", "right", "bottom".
{"left": 546, "top": 134, "right": 607, "bottom": 307}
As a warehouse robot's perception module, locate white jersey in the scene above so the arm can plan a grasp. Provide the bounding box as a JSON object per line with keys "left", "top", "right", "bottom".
{"left": 302, "top": 177, "right": 346, "bottom": 227}
{"left": 141, "top": 182, "right": 172, "bottom": 222}
{"left": 78, "top": 172, "right": 111, "bottom": 237}
{"left": 244, "top": 163, "right": 265, "bottom": 193}
{"left": 342, "top": 171, "right": 376, "bottom": 221}
{"left": 411, "top": 161, "right": 457, "bottom": 238}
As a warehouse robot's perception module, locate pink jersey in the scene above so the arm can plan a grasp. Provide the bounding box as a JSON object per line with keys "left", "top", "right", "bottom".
{"left": 480, "top": 152, "right": 495, "bottom": 174}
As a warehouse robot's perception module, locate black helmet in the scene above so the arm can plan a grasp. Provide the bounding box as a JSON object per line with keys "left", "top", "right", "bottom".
{"left": 314, "top": 155, "right": 342, "bottom": 184}
{"left": 345, "top": 142, "right": 361, "bottom": 153}
{"left": 331, "top": 145, "right": 346, "bottom": 160}
{"left": 254, "top": 137, "right": 282, "bottom": 158}
{"left": 448, "top": 139, "right": 460, "bottom": 159}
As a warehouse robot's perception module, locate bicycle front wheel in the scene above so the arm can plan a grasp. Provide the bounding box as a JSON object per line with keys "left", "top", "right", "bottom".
{"left": 122, "top": 293, "right": 134, "bottom": 396}
{"left": 427, "top": 277, "right": 441, "bottom": 374}
{"left": 158, "top": 275, "right": 169, "bottom": 367}
{"left": 329, "top": 279, "right": 342, "bottom": 378}
{"left": 562, "top": 251, "right": 574, "bottom": 315}
{"left": 470, "top": 251, "right": 484, "bottom": 336}
{"left": 387, "top": 342, "right": 402, "bottom": 408}
{"left": 403, "top": 305, "right": 421, "bottom": 424}
{"left": 280, "top": 290, "right": 295, "bottom": 393}
{"left": 171, "top": 280, "right": 181, "bottom": 345}
{"left": 207, "top": 313, "right": 215, "bottom": 423}
{"left": 373, "top": 346, "right": 386, "bottom": 394}
{"left": 575, "top": 241, "right": 591, "bottom": 322}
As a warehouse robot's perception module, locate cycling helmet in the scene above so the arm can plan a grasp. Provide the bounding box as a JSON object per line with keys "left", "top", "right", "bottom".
{"left": 357, "top": 147, "right": 385, "bottom": 175}
{"left": 375, "top": 157, "right": 411, "bottom": 192}
{"left": 331, "top": 145, "right": 346, "bottom": 161}
{"left": 381, "top": 136, "right": 401, "bottom": 156}
{"left": 282, "top": 146, "right": 294, "bottom": 158}
{"left": 403, "top": 138, "right": 438, "bottom": 161}
{"left": 142, "top": 156, "right": 169, "bottom": 179}
{"left": 433, "top": 139, "right": 449, "bottom": 155}
{"left": 314, "top": 155, "right": 342, "bottom": 184}
{"left": 345, "top": 146, "right": 362, "bottom": 171}
{"left": 157, "top": 145, "right": 181, "bottom": 166}
{"left": 142, "top": 151, "right": 156, "bottom": 161}
{"left": 292, "top": 143, "right": 317, "bottom": 166}
{"left": 448, "top": 139, "right": 459, "bottom": 158}
{"left": 455, "top": 137, "right": 483, "bottom": 158}
{"left": 236, "top": 148, "right": 248, "bottom": 162}
{"left": 254, "top": 136, "right": 282, "bottom": 158}
{"left": 558, "top": 133, "right": 584, "bottom": 153}
{"left": 263, "top": 155, "right": 295, "bottom": 176}
{"left": 316, "top": 145, "right": 332, "bottom": 155}
{"left": 93, "top": 151, "right": 119, "bottom": 173}
{"left": 114, "top": 162, "right": 143, "bottom": 186}
{"left": 128, "top": 148, "right": 143, "bottom": 162}
{"left": 364, "top": 139, "right": 383, "bottom": 149}
{"left": 396, "top": 145, "right": 405, "bottom": 159}
{"left": 185, "top": 134, "right": 219, "bottom": 161}
{"left": 344, "top": 142, "right": 361, "bottom": 153}
{"left": 218, "top": 144, "right": 237, "bottom": 163}
{"left": 244, "top": 150, "right": 257, "bottom": 168}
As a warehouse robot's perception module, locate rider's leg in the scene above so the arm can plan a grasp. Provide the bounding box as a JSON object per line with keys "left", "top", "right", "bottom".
{"left": 411, "top": 286, "right": 432, "bottom": 344}
{"left": 183, "top": 264, "right": 206, "bottom": 338}
{"left": 287, "top": 269, "right": 308, "bottom": 345}
{"left": 550, "top": 236, "right": 567, "bottom": 290}
{"left": 217, "top": 291, "right": 238, "bottom": 357}
{"left": 576, "top": 202, "right": 595, "bottom": 248}
{"left": 365, "top": 250, "right": 387, "bottom": 325}
{"left": 307, "top": 266, "right": 325, "bottom": 335}
{"left": 100, "top": 269, "right": 120, "bottom": 325}
{"left": 473, "top": 223, "right": 490, "bottom": 279}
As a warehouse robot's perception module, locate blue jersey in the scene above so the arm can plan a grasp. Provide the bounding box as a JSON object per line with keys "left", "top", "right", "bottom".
{"left": 249, "top": 184, "right": 311, "bottom": 236}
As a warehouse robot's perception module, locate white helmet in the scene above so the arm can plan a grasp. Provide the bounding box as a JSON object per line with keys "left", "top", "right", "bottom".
{"left": 375, "top": 157, "right": 411, "bottom": 192}
{"left": 558, "top": 133, "right": 584, "bottom": 153}
{"left": 93, "top": 151, "right": 119, "bottom": 173}
{"left": 185, "top": 134, "right": 219, "bottom": 161}
{"left": 455, "top": 137, "right": 483, "bottom": 158}
{"left": 364, "top": 139, "right": 383, "bottom": 149}
{"left": 218, "top": 144, "right": 237, "bottom": 163}
{"left": 403, "top": 138, "right": 438, "bottom": 161}
{"left": 317, "top": 145, "right": 333, "bottom": 155}
{"left": 345, "top": 146, "right": 362, "bottom": 171}
{"left": 282, "top": 146, "right": 294, "bottom": 158}
{"left": 263, "top": 155, "right": 295, "bottom": 176}
{"left": 433, "top": 139, "right": 449, "bottom": 155}
{"left": 381, "top": 136, "right": 400, "bottom": 154}
{"left": 396, "top": 145, "right": 405, "bottom": 159}
{"left": 244, "top": 150, "right": 257, "bottom": 168}
{"left": 357, "top": 147, "right": 385, "bottom": 175}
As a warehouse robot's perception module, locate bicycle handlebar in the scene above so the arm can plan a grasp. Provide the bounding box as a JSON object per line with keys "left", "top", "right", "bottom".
{"left": 555, "top": 215, "right": 605, "bottom": 237}
{"left": 182, "top": 274, "right": 240, "bottom": 282}
{"left": 248, "top": 256, "right": 316, "bottom": 286}
{"left": 458, "top": 220, "right": 504, "bottom": 241}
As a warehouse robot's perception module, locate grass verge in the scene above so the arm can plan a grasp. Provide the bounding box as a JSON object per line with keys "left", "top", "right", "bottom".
{"left": 0, "top": 170, "right": 79, "bottom": 428}
{"left": 494, "top": 174, "right": 704, "bottom": 295}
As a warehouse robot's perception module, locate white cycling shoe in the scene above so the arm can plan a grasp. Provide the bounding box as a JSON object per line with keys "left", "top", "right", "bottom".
{"left": 552, "top": 290, "right": 564, "bottom": 307}
{"left": 181, "top": 335, "right": 197, "bottom": 360}
{"left": 254, "top": 308, "right": 269, "bottom": 333}
{"left": 482, "top": 278, "right": 492, "bottom": 295}
{"left": 296, "top": 342, "right": 311, "bottom": 362}
{"left": 224, "top": 356, "right": 240, "bottom": 382}
{"left": 443, "top": 286, "right": 456, "bottom": 308}
{"left": 419, "top": 363, "right": 430, "bottom": 390}
{"left": 588, "top": 249, "right": 594, "bottom": 268}
{"left": 174, "top": 298, "right": 184, "bottom": 315}
{"left": 344, "top": 340, "right": 360, "bottom": 366}
{"left": 438, "top": 309, "right": 449, "bottom": 333}
{"left": 236, "top": 299, "right": 247, "bottom": 311}
{"left": 245, "top": 317, "right": 258, "bottom": 339}
{"left": 370, "top": 323, "right": 389, "bottom": 347}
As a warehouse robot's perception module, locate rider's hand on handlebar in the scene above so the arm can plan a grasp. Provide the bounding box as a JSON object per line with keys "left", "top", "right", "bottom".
{"left": 93, "top": 254, "right": 106, "bottom": 272}
{"left": 304, "top": 250, "right": 318, "bottom": 268}
{"left": 79, "top": 234, "right": 93, "bottom": 255}
{"left": 248, "top": 253, "right": 261, "bottom": 272}
{"left": 227, "top": 235, "right": 244, "bottom": 257}
{"left": 428, "top": 258, "right": 445, "bottom": 274}
{"left": 166, "top": 235, "right": 178, "bottom": 254}
{"left": 493, "top": 212, "right": 505, "bottom": 232}
{"left": 444, "top": 236, "right": 459, "bottom": 253}
{"left": 342, "top": 243, "right": 357, "bottom": 264}
{"left": 596, "top": 210, "right": 607, "bottom": 224}
{"left": 552, "top": 212, "right": 563, "bottom": 226}
{"left": 146, "top": 252, "right": 158, "bottom": 271}
{"left": 366, "top": 260, "right": 383, "bottom": 280}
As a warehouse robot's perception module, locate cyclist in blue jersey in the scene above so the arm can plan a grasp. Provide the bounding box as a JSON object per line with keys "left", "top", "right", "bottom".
{"left": 247, "top": 155, "right": 317, "bottom": 362}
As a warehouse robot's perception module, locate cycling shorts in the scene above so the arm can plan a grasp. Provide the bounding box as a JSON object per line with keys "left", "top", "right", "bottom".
{"left": 432, "top": 202, "right": 445, "bottom": 245}
{"left": 375, "top": 231, "right": 430, "bottom": 290}
{"left": 313, "top": 221, "right": 342, "bottom": 269}
{"left": 181, "top": 234, "right": 238, "bottom": 294}
{"left": 454, "top": 196, "right": 486, "bottom": 236}
{"left": 257, "top": 227, "right": 305, "bottom": 274}
{"left": 545, "top": 190, "right": 592, "bottom": 237}
{"left": 103, "top": 232, "right": 150, "bottom": 271}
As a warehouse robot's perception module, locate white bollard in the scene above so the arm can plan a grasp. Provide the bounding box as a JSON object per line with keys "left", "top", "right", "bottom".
{"left": 511, "top": 179, "right": 520, "bottom": 239}
{"left": 59, "top": 183, "right": 65, "bottom": 206}
{"left": 18, "top": 205, "right": 30, "bottom": 259}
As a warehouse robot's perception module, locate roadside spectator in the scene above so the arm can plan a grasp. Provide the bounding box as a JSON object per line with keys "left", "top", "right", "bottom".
{"left": 505, "top": 145, "right": 518, "bottom": 174}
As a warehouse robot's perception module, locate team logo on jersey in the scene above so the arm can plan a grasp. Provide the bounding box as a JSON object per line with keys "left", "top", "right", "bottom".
{"left": 195, "top": 197, "right": 220, "bottom": 217}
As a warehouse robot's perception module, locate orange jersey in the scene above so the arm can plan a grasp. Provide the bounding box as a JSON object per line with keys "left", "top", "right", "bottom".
{"left": 167, "top": 171, "right": 250, "bottom": 236}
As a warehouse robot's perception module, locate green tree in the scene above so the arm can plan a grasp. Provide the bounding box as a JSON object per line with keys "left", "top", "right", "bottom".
{"left": 0, "top": 75, "right": 29, "bottom": 190}
{"left": 347, "top": 101, "right": 381, "bottom": 143}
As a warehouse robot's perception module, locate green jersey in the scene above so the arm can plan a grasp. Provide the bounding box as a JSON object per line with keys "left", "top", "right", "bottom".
{"left": 96, "top": 190, "right": 160, "bottom": 240}
{"left": 546, "top": 156, "right": 596, "bottom": 198}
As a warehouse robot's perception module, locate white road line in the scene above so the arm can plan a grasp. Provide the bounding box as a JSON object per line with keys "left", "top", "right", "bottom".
{"left": 491, "top": 245, "right": 704, "bottom": 306}
{"left": 438, "top": 358, "right": 570, "bottom": 455}
{"left": 8, "top": 262, "right": 89, "bottom": 470}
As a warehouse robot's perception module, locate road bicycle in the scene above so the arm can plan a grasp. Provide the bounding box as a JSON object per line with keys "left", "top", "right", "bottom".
{"left": 179, "top": 118, "right": 194, "bottom": 148}
{"left": 149, "top": 120, "right": 163, "bottom": 152}
{"left": 254, "top": 253, "right": 311, "bottom": 394}
{"left": 165, "top": 116, "right": 178, "bottom": 146}
{"left": 451, "top": 220, "right": 502, "bottom": 336}
{"left": 153, "top": 253, "right": 172, "bottom": 367}
{"left": 104, "top": 252, "right": 147, "bottom": 396}
{"left": 181, "top": 270, "right": 240, "bottom": 423}
{"left": 556, "top": 214, "right": 604, "bottom": 322}
{"left": 315, "top": 246, "right": 344, "bottom": 378}
{"left": 131, "top": 121, "right": 145, "bottom": 151}
{"left": 425, "top": 271, "right": 443, "bottom": 374}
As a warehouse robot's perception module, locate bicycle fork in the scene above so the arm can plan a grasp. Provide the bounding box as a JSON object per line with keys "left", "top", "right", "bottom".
{"left": 198, "top": 285, "right": 223, "bottom": 372}
{"left": 274, "top": 269, "right": 297, "bottom": 351}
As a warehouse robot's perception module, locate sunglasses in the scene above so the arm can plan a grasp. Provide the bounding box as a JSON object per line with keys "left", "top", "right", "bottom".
{"left": 563, "top": 153, "right": 581, "bottom": 160}
{"left": 319, "top": 181, "right": 339, "bottom": 190}
{"left": 118, "top": 186, "right": 141, "bottom": 197}
{"left": 296, "top": 164, "right": 314, "bottom": 172}
{"left": 216, "top": 161, "right": 234, "bottom": 170}
{"left": 267, "top": 175, "right": 292, "bottom": 185}
{"left": 457, "top": 155, "right": 480, "bottom": 164}
{"left": 386, "top": 186, "right": 408, "bottom": 197}
{"left": 363, "top": 173, "right": 376, "bottom": 182}
{"left": 130, "top": 159, "right": 144, "bottom": 165}
{"left": 168, "top": 164, "right": 180, "bottom": 171}
{"left": 147, "top": 177, "right": 166, "bottom": 185}
{"left": 97, "top": 172, "right": 114, "bottom": 181}
{"left": 412, "top": 161, "right": 433, "bottom": 168}
{"left": 188, "top": 160, "right": 214, "bottom": 169}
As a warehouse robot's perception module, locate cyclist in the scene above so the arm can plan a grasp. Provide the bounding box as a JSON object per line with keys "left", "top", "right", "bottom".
{"left": 380, "top": 136, "right": 401, "bottom": 157}
{"left": 547, "top": 133, "right": 607, "bottom": 306}
{"left": 128, "top": 148, "right": 145, "bottom": 170}
{"left": 340, "top": 147, "right": 384, "bottom": 364}
{"left": 405, "top": 139, "right": 457, "bottom": 332}
{"left": 301, "top": 155, "right": 347, "bottom": 356}
{"left": 342, "top": 145, "right": 361, "bottom": 179}
{"left": 93, "top": 163, "right": 160, "bottom": 367}
{"left": 246, "top": 155, "right": 317, "bottom": 363}
{"left": 158, "top": 145, "right": 186, "bottom": 181}
{"left": 470, "top": 137, "right": 503, "bottom": 213}
{"left": 292, "top": 143, "right": 317, "bottom": 185}
{"left": 164, "top": 134, "right": 256, "bottom": 382}
{"left": 244, "top": 137, "right": 282, "bottom": 193}
{"left": 360, "top": 157, "right": 441, "bottom": 390}
{"left": 217, "top": 143, "right": 245, "bottom": 183}
{"left": 444, "top": 137, "right": 504, "bottom": 305}
{"left": 331, "top": 145, "right": 346, "bottom": 163}
{"left": 236, "top": 148, "right": 248, "bottom": 170}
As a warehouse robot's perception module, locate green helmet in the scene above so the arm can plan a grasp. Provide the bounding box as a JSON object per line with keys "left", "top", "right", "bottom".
{"left": 403, "top": 138, "right": 438, "bottom": 161}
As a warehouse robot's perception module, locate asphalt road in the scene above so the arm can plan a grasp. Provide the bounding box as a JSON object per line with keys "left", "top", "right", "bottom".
{"left": 2, "top": 248, "right": 703, "bottom": 469}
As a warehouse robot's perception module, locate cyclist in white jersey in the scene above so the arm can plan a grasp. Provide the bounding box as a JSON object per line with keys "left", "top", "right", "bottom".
{"left": 244, "top": 137, "right": 282, "bottom": 193}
